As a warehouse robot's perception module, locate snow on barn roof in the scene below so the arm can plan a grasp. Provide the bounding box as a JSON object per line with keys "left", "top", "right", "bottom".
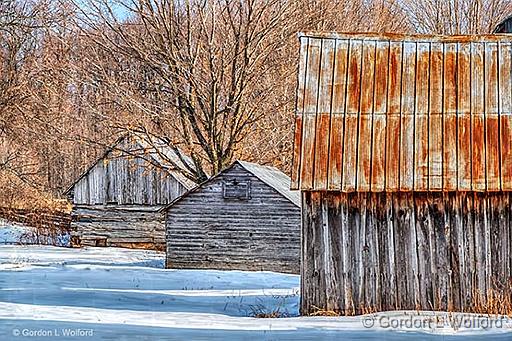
{"left": 162, "top": 160, "right": 300, "bottom": 210}
{"left": 66, "top": 134, "right": 197, "bottom": 194}
{"left": 291, "top": 32, "right": 512, "bottom": 192}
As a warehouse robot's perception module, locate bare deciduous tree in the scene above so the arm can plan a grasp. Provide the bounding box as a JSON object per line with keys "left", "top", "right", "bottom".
{"left": 402, "top": 0, "right": 512, "bottom": 34}
{"left": 75, "top": 0, "right": 294, "bottom": 182}
{"left": 0, "top": 0, "right": 51, "bottom": 180}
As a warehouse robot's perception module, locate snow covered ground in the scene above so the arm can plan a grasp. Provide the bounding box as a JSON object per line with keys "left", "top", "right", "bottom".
{"left": 0, "top": 221, "right": 70, "bottom": 247}
{"left": 0, "top": 245, "right": 511, "bottom": 340}
{"left": 0, "top": 220, "right": 29, "bottom": 245}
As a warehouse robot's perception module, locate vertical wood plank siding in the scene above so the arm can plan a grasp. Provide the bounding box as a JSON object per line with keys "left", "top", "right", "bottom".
{"left": 69, "top": 137, "right": 194, "bottom": 250}
{"left": 72, "top": 153, "right": 189, "bottom": 205}
{"left": 166, "top": 164, "right": 301, "bottom": 274}
{"left": 296, "top": 32, "right": 512, "bottom": 315}
{"left": 301, "top": 191, "right": 512, "bottom": 315}
{"left": 292, "top": 33, "right": 512, "bottom": 192}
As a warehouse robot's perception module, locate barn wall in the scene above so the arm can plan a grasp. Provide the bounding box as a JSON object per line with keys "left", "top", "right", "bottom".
{"left": 301, "top": 191, "right": 512, "bottom": 315}
{"left": 71, "top": 205, "right": 165, "bottom": 250}
{"left": 72, "top": 153, "right": 188, "bottom": 205}
{"left": 165, "top": 164, "right": 301, "bottom": 273}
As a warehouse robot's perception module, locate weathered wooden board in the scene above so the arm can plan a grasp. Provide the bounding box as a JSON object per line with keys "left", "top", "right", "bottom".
{"left": 72, "top": 149, "right": 189, "bottom": 205}
{"left": 71, "top": 205, "right": 166, "bottom": 250}
{"left": 166, "top": 163, "right": 301, "bottom": 274}
{"left": 301, "top": 191, "right": 512, "bottom": 315}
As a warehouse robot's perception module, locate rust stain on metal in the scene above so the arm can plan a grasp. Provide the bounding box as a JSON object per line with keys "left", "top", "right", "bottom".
{"left": 347, "top": 40, "right": 362, "bottom": 113}
{"left": 386, "top": 115, "right": 400, "bottom": 190}
{"left": 458, "top": 115, "right": 472, "bottom": 190}
{"left": 388, "top": 42, "right": 402, "bottom": 113}
{"left": 429, "top": 114, "right": 443, "bottom": 190}
{"left": 414, "top": 114, "right": 429, "bottom": 190}
{"left": 360, "top": 41, "right": 376, "bottom": 114}
{"left": 314, "top": 39, "right": 336, "bottom": 190}
{"left": 486, "top": 116, "right": 500, "bottom": 191}
{"left": 291, "top": 32, "right": 512, "bottom": 192}
{"left": 315, "top": 113, "right": 331, "bottom": 189}
{"left": 374, "top": 41, "right": 389, "bottom": 114}
{"left": 290, "top": 37, "right": 309, "bottom": 190}
{"left": 444, "top": 43, "right": 458, "bottom": 114}
{"left": 472, "top": 115, "right": 486, "bottom": 190}
{"left": 328, "top": 114, "right": 344, "bottom": 190}
{"left": 400, "top": 116, "right": 415, "bottom": 190}
{"left": 291, "top": 115, "right": 303, "bottom": 190}
{"left": 357, "top": 115, "right": 372, "bottom": 191}
{"left": 371, "top": 115, "right": 386, "bottom": 191}
{"left": 443, "top": 114, "right": 458, "bottom": 190}
{"left": 342, "top": 115, "right": 358, "bottom": 191}
{"left": 501, "top": 115, "right": 512, "bottom": 190}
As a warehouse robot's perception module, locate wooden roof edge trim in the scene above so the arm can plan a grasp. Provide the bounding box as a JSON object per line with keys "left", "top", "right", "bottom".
{"left": 298, "top": 188, "right": 512, "bottom": 193}
{"left": 298, "top": 31, "right": 512, "bottom": 42}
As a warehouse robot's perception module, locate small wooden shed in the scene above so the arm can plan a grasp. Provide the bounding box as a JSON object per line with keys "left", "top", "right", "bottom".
{"left": 292, "top": 32, "right": 512, "bottom": 315}
{"left": 163, "top": 160, "right": 301, "bottom": 273}
{"left": 67, "top": 135, "right": 196, "bottom": 250}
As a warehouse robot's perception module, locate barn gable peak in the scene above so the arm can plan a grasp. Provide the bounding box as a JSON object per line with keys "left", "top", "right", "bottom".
{"left": 162, "top": 160, "right": 300, "bottom": 211}
{"left": 66, "top": 134, "right": 197, "bottom": 195}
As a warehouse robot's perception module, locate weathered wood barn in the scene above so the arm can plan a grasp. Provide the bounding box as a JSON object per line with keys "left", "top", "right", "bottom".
{"left": 292, "top": 32, "right": 512, "bottom": 315}
{"left": 67, "top": 135, "right": 196, "bottom": 250}
{"left": 164, "top": 160, "right": 301, "bottom": 273}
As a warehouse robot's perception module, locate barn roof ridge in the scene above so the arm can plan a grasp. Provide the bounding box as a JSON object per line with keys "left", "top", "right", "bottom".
{"left": 161, "top": 160, "right": 300, "bottom": 212}
{"left": 65, "top": 134, "right": 196, "bottom": 195}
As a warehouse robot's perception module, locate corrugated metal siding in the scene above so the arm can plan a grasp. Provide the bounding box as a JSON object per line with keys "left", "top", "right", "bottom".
{"left": 291, "top": 32, "right": 512, "bottom": 192}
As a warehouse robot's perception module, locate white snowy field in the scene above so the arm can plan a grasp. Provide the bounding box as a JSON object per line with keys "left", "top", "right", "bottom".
{"left": 0, "top": 220, "right": 29, "bottom": 244}
{"left": 0, "top": 245, "right": 511, "bottom": 340}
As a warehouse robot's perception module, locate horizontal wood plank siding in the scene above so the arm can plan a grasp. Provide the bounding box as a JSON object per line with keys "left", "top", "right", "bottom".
{"left": 166, "top": 164, "right": 301, "bottom": 274}
{"left": 71, "top": 205, "right": 165, "bottom": 250}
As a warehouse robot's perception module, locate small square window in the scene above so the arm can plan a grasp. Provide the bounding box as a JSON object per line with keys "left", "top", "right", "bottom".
{"left": 222, "top": 179, "right": 251, "bottom": 200}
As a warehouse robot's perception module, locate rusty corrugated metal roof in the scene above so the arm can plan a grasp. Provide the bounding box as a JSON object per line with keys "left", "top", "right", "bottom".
{"left": 291, "top": 32, "right": 512, "bottom": 192}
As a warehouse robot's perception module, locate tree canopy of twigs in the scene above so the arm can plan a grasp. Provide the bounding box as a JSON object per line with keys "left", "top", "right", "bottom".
{"left": 401, "top": 0, "right": 512, "bottom": 34}
{"left": 1, "top": 0, "right": 511, "bottom": 209}
{"left": 73, "top": 0, "right": 296, "bottom": 182}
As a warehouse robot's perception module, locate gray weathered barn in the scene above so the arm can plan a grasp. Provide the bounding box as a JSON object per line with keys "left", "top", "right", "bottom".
{"left": 293, "top": 32, "right": 512, "bottom": 315}
{"left": 67, "top": 135, "right": 196, "bottom": 250}
{"left": 164, "top": 160, "right": 301, "bottom": 273}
